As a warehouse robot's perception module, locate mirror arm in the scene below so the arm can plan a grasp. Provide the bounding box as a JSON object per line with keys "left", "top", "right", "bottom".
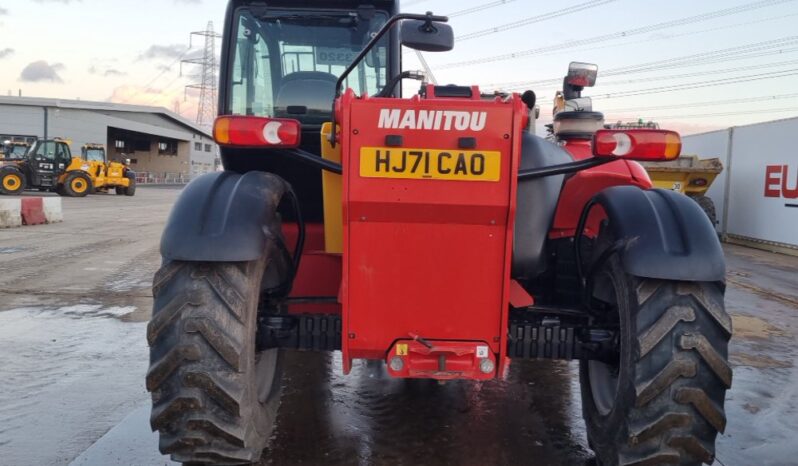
{"left": 330, "top": 11, "right": 448, "bottom": 146}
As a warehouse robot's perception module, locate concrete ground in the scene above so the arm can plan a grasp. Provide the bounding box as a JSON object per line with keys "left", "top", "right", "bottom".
{"left": 0, "top": 186, "right": 796, "bottom": 466}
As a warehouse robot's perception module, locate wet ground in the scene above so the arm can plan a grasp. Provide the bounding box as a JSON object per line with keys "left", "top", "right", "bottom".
{"left": 0, "top": 187, "right": 796, "bottom": 465}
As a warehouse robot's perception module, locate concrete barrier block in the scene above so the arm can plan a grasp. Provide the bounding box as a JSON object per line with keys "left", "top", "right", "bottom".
{"left": 21, "top": 197, "right": 47, "bottom": 225}
{"left": 0, "top": 198, "right": 22, "bottom": 228}
{"left": 42, "top": 197, "right": 63, "bottom": 223}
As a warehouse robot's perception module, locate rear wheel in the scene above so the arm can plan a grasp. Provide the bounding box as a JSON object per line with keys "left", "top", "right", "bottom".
{"left": 124, "top": 173, "right": 136, "bottom": 196}
{"left": 147, "top": 254, "right": 287, "bottom": 464}
{"left": 580, "top": 232, "right": 731, "bottom": 465}
{"left": 64, "top": 172, "right": 92, "bottom": 197}
{"left": 0, "top": 168, "right": 25, "bottom": 195}
{"left": 692, "top": 196, "right": 717, "bottom": 228}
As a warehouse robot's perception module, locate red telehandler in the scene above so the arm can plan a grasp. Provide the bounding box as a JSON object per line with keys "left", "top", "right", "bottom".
{"left": 146, "top": 2, "right": 731, "bottom": 465}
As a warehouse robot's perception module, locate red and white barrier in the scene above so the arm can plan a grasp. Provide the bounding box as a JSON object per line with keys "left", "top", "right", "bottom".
{"left": 0, "top": 197, "right": 62, "bottom": 228}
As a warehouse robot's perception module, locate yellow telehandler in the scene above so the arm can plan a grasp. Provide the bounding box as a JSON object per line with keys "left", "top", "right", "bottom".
{"left": 74, "top": 143, "right": 136, "bottom": 196}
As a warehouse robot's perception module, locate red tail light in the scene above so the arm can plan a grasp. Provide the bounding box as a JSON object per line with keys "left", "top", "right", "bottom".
{"left": 214, "top": 116, "right": 301, "bottom": 148}
{"left": 593, "top": 129, "right": 681, "bottom": 161}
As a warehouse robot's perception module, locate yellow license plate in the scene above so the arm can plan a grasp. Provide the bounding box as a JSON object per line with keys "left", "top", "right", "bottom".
{"left": 360, "top": 147, "right": 501, "bottom": 182}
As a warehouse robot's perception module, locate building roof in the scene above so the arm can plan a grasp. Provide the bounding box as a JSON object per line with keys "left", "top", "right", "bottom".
{"left": 0, "top": 95, "right": 213, "bottom": 139}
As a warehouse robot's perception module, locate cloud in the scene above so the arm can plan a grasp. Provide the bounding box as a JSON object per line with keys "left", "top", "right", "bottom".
{"left": 0, "top": 48, "right": 13, "bottom": 59}
{"left": 19, "top": 61, "right": 65, "bottom": 83}
{"left": 88, "top": 65, "right": 127, "bottom": 77}
{"left": 174, "top": 0, "right": 201, "bottom": 3}
{"left": 107, "top": 84, "right": 199, "bottom": 118}
{"left": 0, "top": 7, "right": 8, "bottom": 15}
{"left": 32, "top": 0, "right": 81, "bottom": 3}
{"left": 138, "top": 44, "right": 186, "bottom": 61}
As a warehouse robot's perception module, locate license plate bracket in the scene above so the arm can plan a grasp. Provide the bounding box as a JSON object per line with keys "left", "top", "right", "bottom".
{"left": 359, "top": 147, "right": 501, "bottom": 182}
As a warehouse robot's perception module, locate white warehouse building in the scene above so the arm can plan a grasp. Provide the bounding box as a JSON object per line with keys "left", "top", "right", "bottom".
{"left": 0, "top": 96, "right": 219, "bottom": 181}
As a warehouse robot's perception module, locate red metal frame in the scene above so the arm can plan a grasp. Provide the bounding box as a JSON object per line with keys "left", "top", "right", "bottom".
{"left": 550, "top": 139, "right": 652, "bottom": 240}
{"left": 337, "top": 88, "right": 525, "bottom": 377}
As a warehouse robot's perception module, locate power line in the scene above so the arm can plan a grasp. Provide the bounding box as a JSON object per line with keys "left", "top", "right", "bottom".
{"left": 601, "top": 93, "right": 798, "bottom": 113}
{"left": 609, "top": 106, "right": 798, "bottom": 120}
{"left": 115, "top": 47, "right": 194, "bottom": 104}
{"left": 593, "top": 68, "right": 798, "bottom": 99}
{"left": 484, "top": 36, "right": 798, "bottom": 89}
{"left": 447, "top": 0, "right": 518, "bottom": 18}
{"left": 438, "top": 0, "right": 795, "bottom": 69}
{"left": 402, "top": 0, "right": 520, "bottom": 56}
{"left": 600, "top": 59, "right": 798, "bottom": 87}
{"left": 456, "top": 0, "right": 618, "bottom": 41}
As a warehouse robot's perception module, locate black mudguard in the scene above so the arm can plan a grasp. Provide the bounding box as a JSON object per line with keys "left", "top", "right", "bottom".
{"left": 594, "top": 186, "right": 725, "bottom": 282}
{"left": 161, "top": 171, "right": 287, "bottom": 262}
{"left": 513, "top": 133, "right": 572, "bottom": 279}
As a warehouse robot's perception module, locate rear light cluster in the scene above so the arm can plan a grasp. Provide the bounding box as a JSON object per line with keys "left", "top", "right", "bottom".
{"left": 593, "top": 129, "right": 681, "bottom": 161}
{"left": 213, "top": 116, "right": 301, "bottom": 148}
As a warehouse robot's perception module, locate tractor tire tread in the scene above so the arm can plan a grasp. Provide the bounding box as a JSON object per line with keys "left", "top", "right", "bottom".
{"left": 583, "top": 270, "right": 730, "bottom": 466}
{"left": 147, "top": 260, "right": 279, "bottom": 464}
{"left": 627, "top": 281, "right": 729, "bottom": 465}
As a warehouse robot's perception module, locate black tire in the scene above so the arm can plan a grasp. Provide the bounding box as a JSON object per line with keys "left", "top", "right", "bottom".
{"left": 147, "top": 256, "right": 286, "bottom": 464}
{"left": 56, "top": 185, "right": 67, "bottom": 197}
{"left": 692, "top": 196, "right": 717, "bottom": 228}
{"left": 63, "top": 171, "right": 92, "bottom": 197}
{"left": 116, "top": 187, "right": 126, "bottom": 195}
{"left": 124, "top": 173, "right": 136, "bottom": 196}
{"left": 0, "top": 167, "right": 26, "bottom": 195}
{"left": 580, "top": 233, "right": 731, "bottom": 465}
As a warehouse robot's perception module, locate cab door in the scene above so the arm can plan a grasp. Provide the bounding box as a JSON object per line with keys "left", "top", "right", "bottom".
{"left": 55, "top": 143, "right": 72, "bottom": 176}
{"left": 29, "top": 141, "right": 58, "bottom": 186}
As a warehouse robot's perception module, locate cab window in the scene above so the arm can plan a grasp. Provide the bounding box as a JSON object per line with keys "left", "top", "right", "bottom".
{"left": 228, "top": 8, "right": 388, "bottom": 125}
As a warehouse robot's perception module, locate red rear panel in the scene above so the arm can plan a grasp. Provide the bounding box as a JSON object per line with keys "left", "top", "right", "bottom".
{"left": 338, "top": 89, "right": 524, "bottom": 377}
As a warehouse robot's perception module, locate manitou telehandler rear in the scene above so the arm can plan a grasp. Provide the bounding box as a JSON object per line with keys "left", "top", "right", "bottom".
{"left": 147, "top": 2, "right": 731, "bottom": 465}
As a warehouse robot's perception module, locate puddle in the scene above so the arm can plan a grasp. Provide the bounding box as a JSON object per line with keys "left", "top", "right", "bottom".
{"left": 0, "top": 306, "right": 148, "bottom": 465}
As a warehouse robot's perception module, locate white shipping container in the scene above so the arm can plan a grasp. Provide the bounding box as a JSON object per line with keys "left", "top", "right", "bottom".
{"left": 683, "top": 117, "right": 798, "bottom": 248}
{"left": 726, "top": 118, "right": 798, "bottom": 247}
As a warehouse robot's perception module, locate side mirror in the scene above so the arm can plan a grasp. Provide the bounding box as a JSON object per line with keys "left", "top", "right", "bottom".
{"left": 400, "top": 18, "right": 453, "bottom": 52}
{"left": 566, "top": 62, "right": 598, "bottom": 88}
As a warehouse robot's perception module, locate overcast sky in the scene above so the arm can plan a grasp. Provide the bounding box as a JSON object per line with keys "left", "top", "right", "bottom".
{"left": 1, "top": 0, "right": 797, "bottom": 135}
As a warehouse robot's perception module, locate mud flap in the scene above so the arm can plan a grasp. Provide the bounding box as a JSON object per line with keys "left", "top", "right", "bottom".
{"left": 160, "top": 171, "right": 287, "bottom": 262}
{"left": 591, "top": 186, "right": 725, "bottom": 282}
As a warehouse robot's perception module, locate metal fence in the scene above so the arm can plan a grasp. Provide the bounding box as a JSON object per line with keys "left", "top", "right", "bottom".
{"left": 135, "top": 172, "right": 191, "bottom": 185}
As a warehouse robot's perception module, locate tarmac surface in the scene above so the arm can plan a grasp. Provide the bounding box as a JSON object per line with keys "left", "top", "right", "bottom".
{"left": 0, "top": 186, "right": 796, "bottom": 466}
